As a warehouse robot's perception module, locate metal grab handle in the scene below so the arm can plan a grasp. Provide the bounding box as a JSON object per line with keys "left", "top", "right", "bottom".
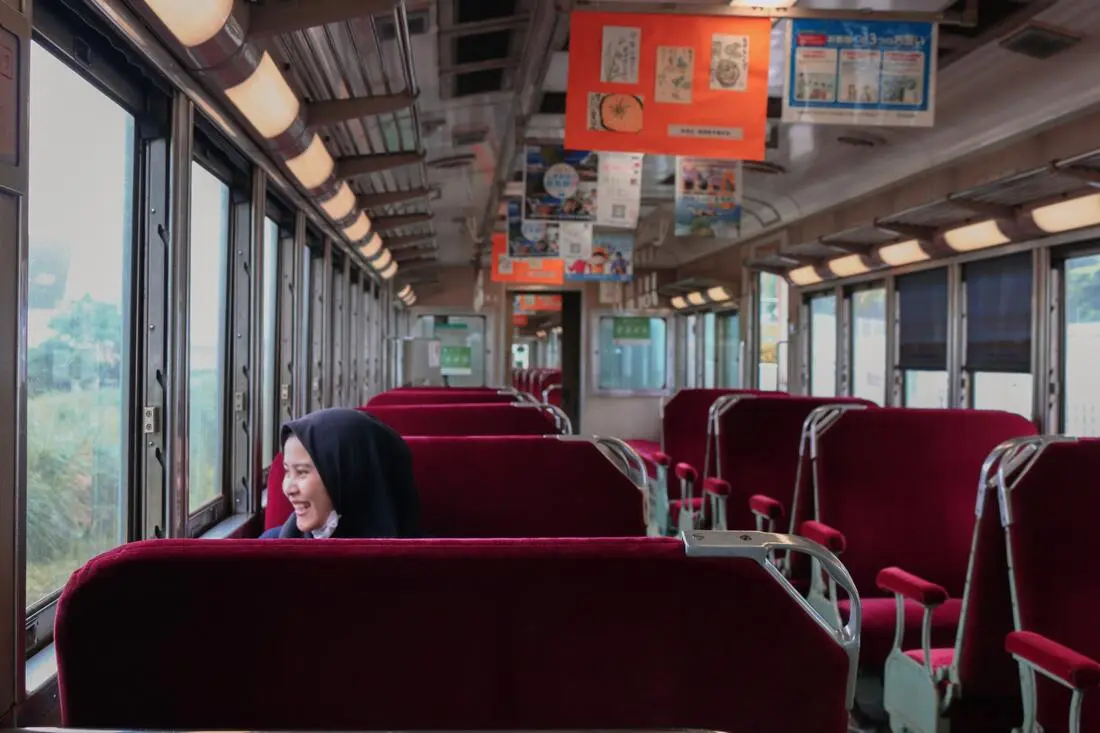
{"left": 593, "top": 436, "right": 652, "bottom": 532}
{"left": 684, "top": 530, "right": 861, "bottom": 709}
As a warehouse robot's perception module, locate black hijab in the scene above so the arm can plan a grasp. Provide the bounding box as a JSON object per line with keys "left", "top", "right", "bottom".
{"left": 275, "top": 408, "right": 421, "bottom": 539}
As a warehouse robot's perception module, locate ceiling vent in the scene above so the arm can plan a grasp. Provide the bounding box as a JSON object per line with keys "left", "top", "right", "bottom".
{"left": 453, "top": 126, "right": 489, "bottom": 146}
{"left": 743, "top": 161, "right": 786, "bottom": 175}
{"left": 1000, "top": 21, "right": 1082, "bottom": 59}
{"left": 428, "top": 154, "right": 477, "bottom": 169}
{"left": 837, "top": 131, "right": 888, "bottom": 148}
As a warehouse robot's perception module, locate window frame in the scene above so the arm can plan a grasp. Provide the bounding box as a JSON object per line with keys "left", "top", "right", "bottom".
{"left": 806, "top": 291, "right": 839, "bottom": 397}
{"left": 589, "top": 309, "right": 674, "bottom": 397}
{"left": 845, "top": 281, "right": 889, "bottom": 405}
{"left": 1053, "top": 241, "right": 1100, "bottom": 434}
{"left": 186, "top": 129, "right": 247, "bottom": 535}
{"left": 23, "top": 0, "right": 165, "bottom": 662}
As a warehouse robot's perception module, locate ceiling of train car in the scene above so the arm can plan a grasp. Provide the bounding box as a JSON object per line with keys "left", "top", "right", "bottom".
{"left": 247, "top": 0, "right": 1099, "bottom": 284}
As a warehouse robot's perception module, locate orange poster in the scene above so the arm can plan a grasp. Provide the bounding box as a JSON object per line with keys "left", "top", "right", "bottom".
{"left": 565, "top": 11, "right": 771, "bottom": 161}
{"left": 491, "top": 233, "right": 565, "bottom": 285}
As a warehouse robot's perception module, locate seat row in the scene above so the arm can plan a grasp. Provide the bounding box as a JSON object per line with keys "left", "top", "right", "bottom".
{"left": 512, "top": 367, "right": 561, "bottom": 405}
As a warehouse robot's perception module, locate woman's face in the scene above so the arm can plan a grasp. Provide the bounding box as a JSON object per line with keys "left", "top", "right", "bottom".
{"left": 282, "top": 435, "right": 335, "bottom": 533}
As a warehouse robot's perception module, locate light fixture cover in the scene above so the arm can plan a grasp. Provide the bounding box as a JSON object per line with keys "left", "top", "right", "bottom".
{"left": 397, "top": 285, "right": 412, "bottom": 298}
{"left": 670, "top": 296, "right": 687, "bottom": 309}
{"left": 359, "top": 232, "right": 383, "bottom": 258}
{"left": 828, "top": 254, "right": 869, "bottom": 277}
{"left": 371, "top": 249, "right": 393, "bottom": 271}
{"left": 878, "top": 239, "right": 928, "bottom": 266}
{"left": 943, "top": 219, "right": 1010, "bottom": 252}
{"left": 687, "top": 291, "right": 706, "bottom": 306}
{"left": 223, "top": 52, "right": 300, "bottom": 139}
{"left": 1031, "top": 193, "right": 1100, "bottom": 234}
{"left": 320, "top": 182, "right": 356, "bottom": 221}
{"left": 706, "top": 286, "right": 732, "bottom": 302}
{"left": 787, "top": 266, "right": 822, "bottom": 286}
{"left": 380, "top": 260, "right": 398, "bottom": 280}
{"left": 286, "top": 134, "right": 335, "bottom": 190}
{"left": 145, "top": 0, "right": 233, "bottom": 47}
{"left": 343, "top": 212, "right": 371, "bottom": 242}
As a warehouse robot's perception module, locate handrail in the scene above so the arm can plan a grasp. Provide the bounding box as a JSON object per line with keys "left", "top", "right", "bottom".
{"left": 684, "top": 530, "right": 862, "bottom": 709}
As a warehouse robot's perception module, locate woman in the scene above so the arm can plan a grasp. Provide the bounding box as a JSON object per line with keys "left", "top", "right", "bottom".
{"left": 261, "top": 407, "right": 421, "bottom": 538}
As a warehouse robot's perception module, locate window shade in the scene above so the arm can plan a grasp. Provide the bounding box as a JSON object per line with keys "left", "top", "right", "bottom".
{"left": 965, "top": 252, "right": 1032, "bottom": 372}
{"left": 898, "top": 268, "right": 948, "bottom": 369}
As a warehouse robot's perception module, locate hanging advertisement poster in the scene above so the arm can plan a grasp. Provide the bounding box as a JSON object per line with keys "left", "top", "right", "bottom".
{"left": 673, "top": 157, "right": 742, "bottom": 238}
{"left": 523, "top": 145, "right": 598, "bottom": 222}
{"left": 565, "top": 230, "right": 634, "bottom": 282}
{"left": 565, "top": 11, "right": 771, "bottom": 160}
{"left": 514, "top": 294, "right": 563, "bottom": 314}
{"left": 507, "top": 199, "right": 560, "bottom": 258}
{"left": 781, "top": 18, "right": 937, "bottom": 127}
{"left": 596, "top": 152, "right": 644, "bottom": 229}
{"left": 491, "top": 233, "right": 564, "bottom": 285}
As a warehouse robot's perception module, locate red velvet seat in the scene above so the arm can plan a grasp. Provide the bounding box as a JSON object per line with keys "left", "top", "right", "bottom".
{"left": 367, "top": 403, "right": 560, "bottom": 436}
{"left": 999, "top": 437, "right": 1100, "bottom": 733}
{"left": 368, "top": 389, "right": 521, "bottom": 406}
{"left": 797, "top": 408, "right": 1036, "bottom": 678}
{"left": 55, "top": 536, "right": 856, "bottom": 731}
{"left": 267, "top": 436, "right": 649, "bottom": 537}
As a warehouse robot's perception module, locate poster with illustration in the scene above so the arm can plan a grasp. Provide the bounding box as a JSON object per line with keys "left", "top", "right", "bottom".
{"left": 673, "top": 157, "right": 742, "bottom": 238}
{"left": 781, "top": 18, "right": 937, "bottom": 127}
{"left": 565, "top": 231, "right": 634, "bottom": 282}
{"left": 507, "top": 199, "right": 561, "bottom": 258}
{"left": 523, "top": 145, "right": 599, "bottom": 222}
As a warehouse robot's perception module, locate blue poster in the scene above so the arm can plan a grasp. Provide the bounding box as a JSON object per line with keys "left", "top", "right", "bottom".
{"left": 565, "top": 231, "right": 633, "bottom": 283}
{"left": 507, "top": 199, "right": 561, "bottom": 258}
{"left": 523, "top": 145, "right": 599, "bottom": 222}
{"left": 781, "top": 18, "right": 936, "bottom": 127}
{"left": 674, "top": 158, "right": 742, "bottom": 238}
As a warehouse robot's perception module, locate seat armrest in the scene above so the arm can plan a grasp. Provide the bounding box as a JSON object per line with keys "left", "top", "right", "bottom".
{"left": 1006, "top": 630, "right": 1100, "bottom": 690}
{"left": 749, "top": 494, "right": 785, "bottom": 521}
{"left": 800, "top": 520, "right": 846, "bottom": 553}
{"left": 704, "top": 478, "right": 730, "bottom": 496}
{"left": 674, "top": 462, "right": 697, "bottom": 482}
{"left": 653, "top": 451, "right": 671, "bottom": 467}
{"left": 876, "top": 566, "right": 948, "bottom": 607}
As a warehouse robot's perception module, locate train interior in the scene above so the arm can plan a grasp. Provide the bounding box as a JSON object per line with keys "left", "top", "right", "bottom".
{"left": 1, "top": 0, "right": 1100, "bottom": 732}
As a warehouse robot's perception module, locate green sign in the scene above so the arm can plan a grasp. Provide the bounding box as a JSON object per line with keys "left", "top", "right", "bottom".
{"left": 612, "top": 317, "right": 651, "bottom": 345}
{"left": 441, "top": 345, "right": 473, "bottom": 376}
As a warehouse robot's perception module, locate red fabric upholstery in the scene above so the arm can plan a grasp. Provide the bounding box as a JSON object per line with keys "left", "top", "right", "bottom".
{"left": 1006, "top": 631, "right": 1100, "bottom": 689}
{"left": 840, "top": 597, "right": 963, "bottom": 672}
{"left": 714, "top": 395, "right": 873, "bottom": 531}
{"left": 55, "top": 538, "right": 854, "bottom": 732}
{"left": 674, "top": 462, "right": 697, "bottom": 482}
{"left": 662, "top": 388, "right": 784, "bottom": 486}
{"left": 368, "top": 390, "right": 520, "bottom": 406}
{"left": 876, "top": 566, "right": 949, "bottom": 607}
{"left": 669, "top": 497, "right": 703, "bottom": 523}
{"left": 749, "top": 493, "right": 784, "bottom": 520}
{"left": 810, "top": 408, "right": 1036, "bottom": 671}
{"left": 1002, "top": 438, "right": 1100, "bottom": 733}
{"left": 654, "top": 451, "right": 671, "bottom": 467}
{"left": 268, "top": 436, "right": 648, "bottom": 537}
{"left": 904, "top": 648, "right": 955, "bottom": 670}
{"left": 366, "top": 403, "right": 558, "bottom": 436}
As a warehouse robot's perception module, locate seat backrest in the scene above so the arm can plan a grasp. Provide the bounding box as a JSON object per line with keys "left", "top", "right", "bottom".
{"left": 715, "top": 395, "right": 874, "bottom": 530}
{"left": 366, "top": 403, "right": 559, "bottom": 436}
{"left": 1002, "top": 438, "right": 1100, "bottom": 733}
{"left": 368, "top": 390, "right": 520, "bottom": 406}
{"left": 662, "top": 388, "right": 784, "bottom": 476}
{"left": 55, "top": 537, "right": 853, "bottom": 732}
{"left": 812, "top": 408, "right": 1036, "bottom": 597}
{"left": 267, "top": 436, "right": 648, "bottom": 537}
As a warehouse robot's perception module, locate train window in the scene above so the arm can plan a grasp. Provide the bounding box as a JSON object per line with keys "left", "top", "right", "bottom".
{"left": 850, "top": 286, "right": 886, "bottom": 404}
{"left": 261, "top": 217, "right": 279, "bottom": 464}
{"left": 1063, "top": 253, "right": 1100, "bottom": 436}
{"left": 188, "top": 162, "right": 231, "bottom": 513}
{"left": 684, "top": 314, "right": 697, "bottom": 387}
{"left": 757, "top": 272, "right": 789, "bottom": 390}
{"left": 597, "top": 316, "right": 668, "bottom": 392}
{"left": 809, "top": 294, "right": 837, "bottom": 397}
{"left": 703, "top": 312, "right": 717, "bottom": 388}
{"left": 898, "top": 269, "right": 949, "bottom": 408}
{"left": 25, "top": 42, "right": 136, "bottom": 607}
{"left": 718, "top": 312, "right": 741, "bottom": 387}
{"left": 964, "top": 253, "right": 1033, "bottom": 418}
{"left": 418, "top": 315, "right": 488, "bottom": 387}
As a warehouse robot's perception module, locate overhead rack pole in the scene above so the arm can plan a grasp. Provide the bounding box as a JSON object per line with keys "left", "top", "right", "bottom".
{"left": 570, "top": 0, "right": 978, "bottom": 27}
